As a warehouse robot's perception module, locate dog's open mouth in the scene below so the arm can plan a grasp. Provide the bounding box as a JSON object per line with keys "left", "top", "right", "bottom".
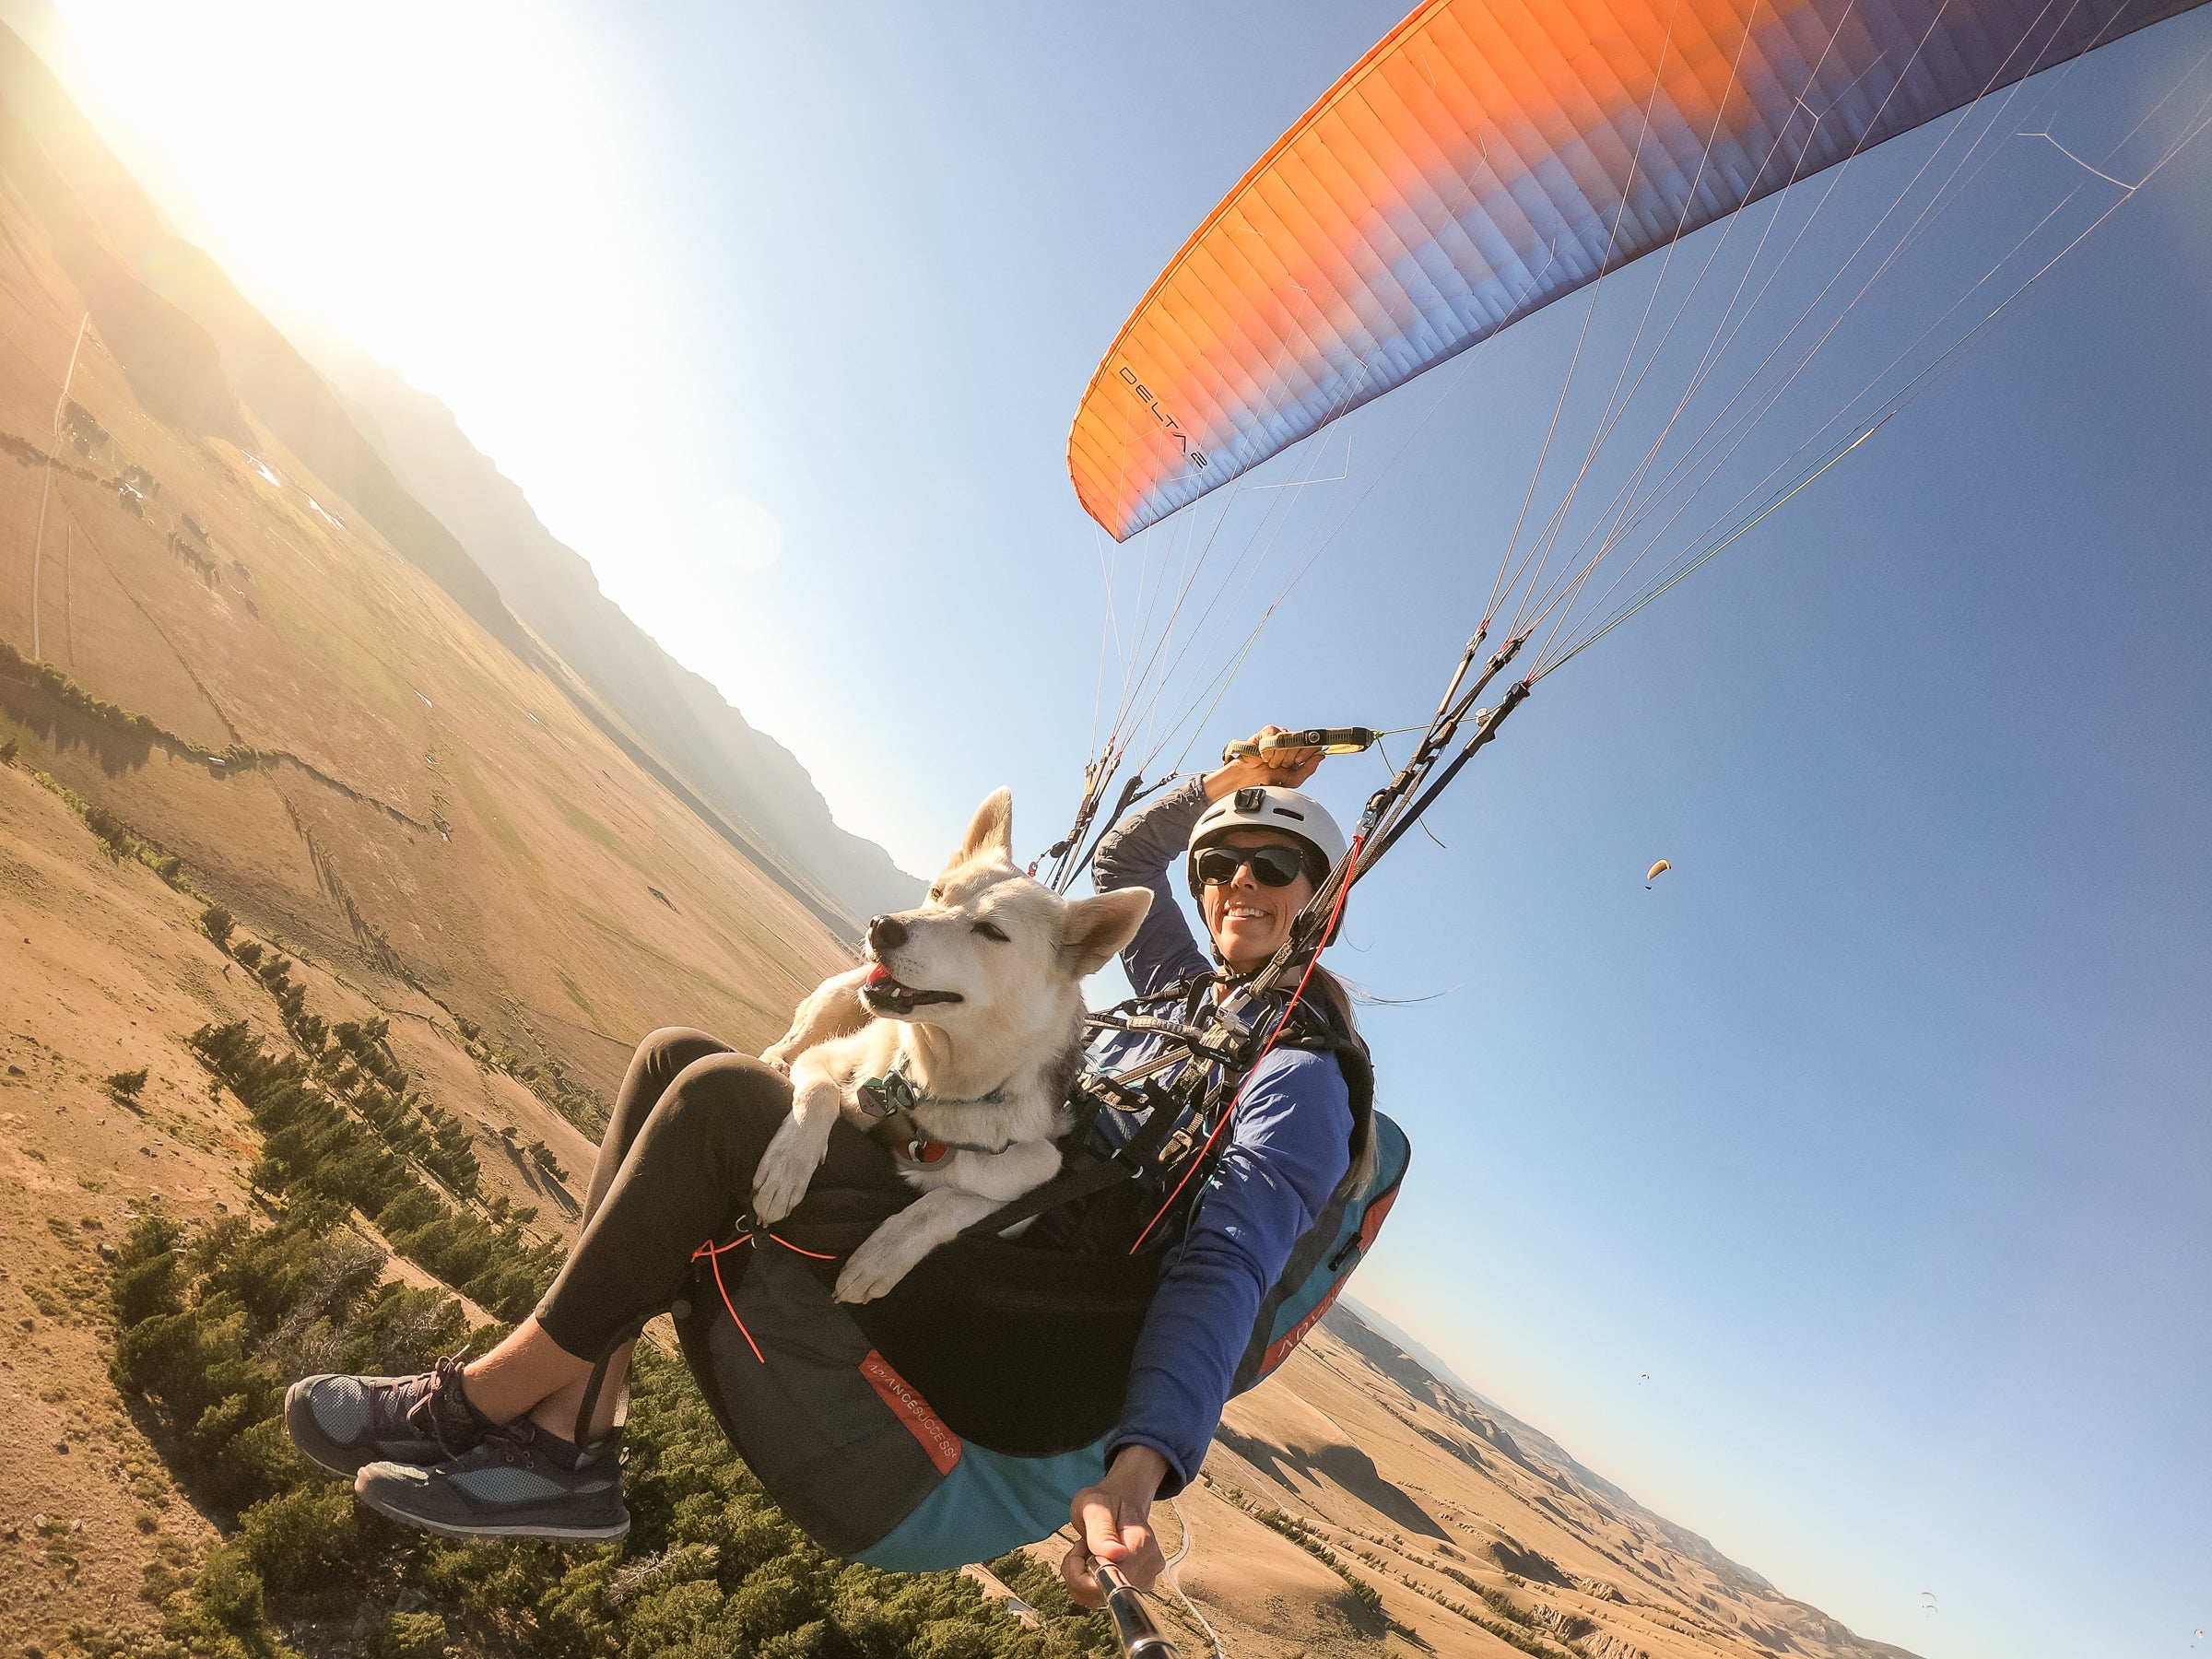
{"left": 860, "top": 961, "right": 963, "bottom": 1017}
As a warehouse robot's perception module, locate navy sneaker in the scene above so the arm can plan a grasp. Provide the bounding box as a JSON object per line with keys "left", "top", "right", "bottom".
{"left": 285, "top": 1355, "right": 491, "bottom": 1477}
{"left": 354, "top": 1425, "right": 629, "bottom": 1543}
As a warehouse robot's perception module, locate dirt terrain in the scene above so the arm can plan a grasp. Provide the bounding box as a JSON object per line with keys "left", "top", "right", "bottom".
{"left": 1113, "top": 1311, "right": 1924, "bottom": 1659}
{"left": 0, "top": 27, "right": 1916, "bottom": 1659}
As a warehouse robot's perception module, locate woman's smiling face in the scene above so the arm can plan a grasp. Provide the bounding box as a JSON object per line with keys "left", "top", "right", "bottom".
{"left": 1198, "top": 829, "right": 1316, "bottom": 973}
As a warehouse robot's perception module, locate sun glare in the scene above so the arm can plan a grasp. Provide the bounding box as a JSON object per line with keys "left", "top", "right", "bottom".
{"left": 707, "top": 496, "right": 784, "bottom": 572}
{"left": 52, "top": 0, "right": 715, "bottom": 592}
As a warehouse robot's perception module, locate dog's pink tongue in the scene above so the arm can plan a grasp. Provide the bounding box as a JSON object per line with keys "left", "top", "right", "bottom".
{"left": 865, "top": 963, "right": 893, "bottom": 988}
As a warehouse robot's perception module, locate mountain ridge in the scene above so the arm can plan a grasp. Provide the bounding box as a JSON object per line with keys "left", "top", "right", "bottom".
{"left": 0, "top": 13, "right": 916, "bottom": 935}
{"left": 287, "top": 329, "right": 924, "bottom": 933}
{"left": 1336, "top": 1303, "right": 1790, "bottom": 1592}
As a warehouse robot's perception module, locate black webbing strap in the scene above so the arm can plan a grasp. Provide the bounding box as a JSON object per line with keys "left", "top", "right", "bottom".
{"left": 956, "top": 1078, "right": 1189, "bottom": 1240}
{"left": 1086, "top": 1011, "right": 1248, "bottom": 1068}
{"left": 571, "top": 1353, "right": 613, "bottom": 1452}
{"left": 959, "top": 978, "right": 1339, "bottom": 1245}
{"left": 952, "top": 1156, "right": 1127, "bottom": 1241}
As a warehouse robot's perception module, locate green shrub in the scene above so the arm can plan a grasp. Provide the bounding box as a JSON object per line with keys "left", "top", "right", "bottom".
{"left": 82, "top": 802, "right": 134, "bottom": 859}
{"left": 200, "top": 905, "right": 235, "bottom": 948}
{"left": 365, "top": 1610, "right": 451, "bottom": 1659}
{"left": 110, "top": 1210, "right": 185, "bottom": 1324}
{"left": 232, "top": 1484, "right": 359, "bottom": 1594}
{"left": 104, "top": 1067, "right": 148, "bottom": 1101}
{"left": 195, "top": 1545, "right": 265, "bottom": 1633}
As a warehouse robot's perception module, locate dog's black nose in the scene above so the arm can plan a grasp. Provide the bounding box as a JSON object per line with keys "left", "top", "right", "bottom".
{"left": 869, "top": 914, "right": 907, "bottom": 952}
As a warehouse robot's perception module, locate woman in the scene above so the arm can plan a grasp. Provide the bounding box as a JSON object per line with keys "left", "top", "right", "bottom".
{"left": 283, "top": 730, "right": 1361, "bottom": 1603}
{"left": 1052, "top": 729, "right": 1359, "bottom": 1606}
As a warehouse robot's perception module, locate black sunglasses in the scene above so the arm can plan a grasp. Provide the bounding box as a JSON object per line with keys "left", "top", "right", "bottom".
{"left": 1194, "top": 844, "right": 1309, "bottom": 888}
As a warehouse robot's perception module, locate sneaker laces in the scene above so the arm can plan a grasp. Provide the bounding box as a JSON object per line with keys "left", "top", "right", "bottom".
{"left": 452, "top": 1418, "right": 620, "bottom": 1475}
{"left": 401, "top": 1354, "right": 494, "bottom": 1456}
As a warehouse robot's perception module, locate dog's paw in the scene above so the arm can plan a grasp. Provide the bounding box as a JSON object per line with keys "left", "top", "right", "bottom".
{"left": 751, "top": 1114, "right": 827, "bottom": 1224}
{"left": 832, "top": 1228, "right": 930, "bottom": 1304}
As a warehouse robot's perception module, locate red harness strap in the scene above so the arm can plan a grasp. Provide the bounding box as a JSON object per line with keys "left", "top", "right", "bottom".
{"left": 690, "top": 1230, "right": 840, "bottom": 1365}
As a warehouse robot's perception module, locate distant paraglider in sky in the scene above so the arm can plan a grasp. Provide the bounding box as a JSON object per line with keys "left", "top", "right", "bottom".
{"left": 1646, "top": 860, "right": 1671, "bottom": 889}
{"left": 1920, "top": 1592, "right": 1938, "bottom": 1615}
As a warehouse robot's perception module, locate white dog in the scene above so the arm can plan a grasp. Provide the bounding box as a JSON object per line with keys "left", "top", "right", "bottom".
{"left": 753, "top": 788, "right": 1150, "bottom": 1304}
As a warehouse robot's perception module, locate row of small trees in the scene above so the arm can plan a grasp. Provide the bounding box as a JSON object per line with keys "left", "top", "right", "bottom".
{"left": 453, "top": 1012, "right": 610, "bottom": 1137}
{"left": 188, "top": 1018, "right": 553, "bottom": 1323}
{"left": 204, "top": 908, "right": 490, "bottom": 1202}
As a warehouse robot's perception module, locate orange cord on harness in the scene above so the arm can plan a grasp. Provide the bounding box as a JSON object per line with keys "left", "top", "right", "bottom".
{"left": 690, "top": 1229, "right": 841, "bottom": 1365}
{"left": 1127, "top": 832, "right": 1365, "bottom": 1254}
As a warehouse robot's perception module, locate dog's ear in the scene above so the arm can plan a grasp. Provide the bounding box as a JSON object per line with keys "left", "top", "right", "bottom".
{"left": 1059, "top": 887, "right": 1153, "bottom": 976}
{"left": 950, "top": 787, "right": 1014, "bottom": 869}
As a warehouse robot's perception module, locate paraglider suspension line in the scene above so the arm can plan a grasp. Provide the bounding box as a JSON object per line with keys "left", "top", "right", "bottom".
{"left": 1363, "top": 677, "right": 1532, "bottom": 871}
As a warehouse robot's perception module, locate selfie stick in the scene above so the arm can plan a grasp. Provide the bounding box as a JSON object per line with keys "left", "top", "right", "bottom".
{"left": 1220, "top": 726, "right": 1376, "bottom": 764}
{"left": 1097, "top": 1562, "right": 1181, "bottom": 1658}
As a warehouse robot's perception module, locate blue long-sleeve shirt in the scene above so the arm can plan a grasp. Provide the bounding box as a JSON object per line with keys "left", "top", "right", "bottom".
{"left": 1085, "top": 779, "right": 1353, "bottom": 1494}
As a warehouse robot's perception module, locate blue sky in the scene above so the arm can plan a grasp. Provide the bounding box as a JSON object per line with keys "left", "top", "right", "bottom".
{"left": 33, "top": 4, "right": 2212, "bottom": 1654}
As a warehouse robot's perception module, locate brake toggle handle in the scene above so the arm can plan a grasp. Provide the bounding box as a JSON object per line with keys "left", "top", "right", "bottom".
{"left": 1221, "top": 726, "right": 1377, "bottom": 764}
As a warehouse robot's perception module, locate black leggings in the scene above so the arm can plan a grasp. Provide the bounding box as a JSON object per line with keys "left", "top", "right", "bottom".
{"left": 534, "top": 1028, "right": 908, "bottom": 1359}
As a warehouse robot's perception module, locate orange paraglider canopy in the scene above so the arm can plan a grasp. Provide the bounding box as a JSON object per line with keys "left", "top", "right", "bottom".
{"left": 1068, "top": 0, "right": 2208, "bottom": 542}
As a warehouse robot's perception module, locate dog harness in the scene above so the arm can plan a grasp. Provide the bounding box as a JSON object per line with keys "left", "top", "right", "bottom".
{"left": 856, "top": 1056, "right": 1011, "bottom": 1168}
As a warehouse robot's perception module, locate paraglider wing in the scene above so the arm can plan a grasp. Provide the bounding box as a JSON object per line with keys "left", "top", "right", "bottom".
{"left": 1068, "top": 0, "right": 2209, "bottom": 541}
{"left": 1647, "top": 860, "right": 1672, "bottom": 883}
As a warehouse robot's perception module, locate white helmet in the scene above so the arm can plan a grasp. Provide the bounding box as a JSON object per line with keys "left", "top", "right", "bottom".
{"left": 1186, "top": 785, "right": 1347, "bottom": 897}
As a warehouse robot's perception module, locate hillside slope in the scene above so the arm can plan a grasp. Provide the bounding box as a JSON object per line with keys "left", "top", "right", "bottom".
{"left": 0, "top": 21, "right": 912, "bottom": 935}
{"left": 292, "top": 333, "right": 924, "bottom": 929}
{"left": 0, "top": 20, "right": 851, "bottom": 1108}
{"left": 1140, "top": 1308, "right": 1923, "bottom": 1659}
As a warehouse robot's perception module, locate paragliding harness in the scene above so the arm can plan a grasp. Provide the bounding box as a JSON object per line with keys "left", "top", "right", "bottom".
{"left": 669, "top": 636, "right": 1527, "bottom": 1570}
{"left": 668, "top": 967, "right": 1403, "bottom": 1571}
